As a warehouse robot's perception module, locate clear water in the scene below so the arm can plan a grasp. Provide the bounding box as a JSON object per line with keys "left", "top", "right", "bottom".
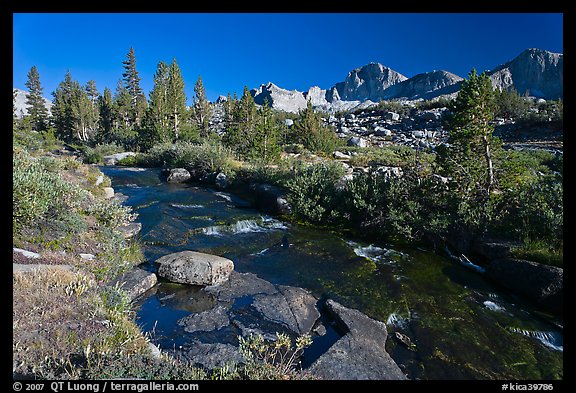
{"left": 101, "top": 166, "right": 563, "bottom": 380}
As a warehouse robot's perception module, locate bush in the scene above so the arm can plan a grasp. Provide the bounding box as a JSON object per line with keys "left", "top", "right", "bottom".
{"left": 13, "top": 147, "right": 89, "bottom": 233}
{"left": 238, "top": 332, "right": 312, "bottom": 380}
{"left": 138, "top": 140, "right": 238, "bottom": 178}
{"left": 82, "top": 143, "right": 124, "bottom": 164}
{"left": 285, "top": 161, "right": 346, "bottom": 224}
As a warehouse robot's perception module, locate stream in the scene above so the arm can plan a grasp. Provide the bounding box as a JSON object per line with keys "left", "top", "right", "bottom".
{"left": 101, "top": 166, "right": 563, "bottom": 380}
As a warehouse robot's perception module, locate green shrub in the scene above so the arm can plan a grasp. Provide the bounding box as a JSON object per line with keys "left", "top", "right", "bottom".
{"left": 285, "top": 161, "right": 346, "bottom": 223}
{"left": 116, "top": 155, "right": 137, "bottom": 166}
{"left": 13, "top": 147, "right": 89, "bottom": 233}
{"left": 82, "top": 143, "right": 124, "bottom": 164}
{"left": 138, "top": 140, "right": 237, "bottom": 178}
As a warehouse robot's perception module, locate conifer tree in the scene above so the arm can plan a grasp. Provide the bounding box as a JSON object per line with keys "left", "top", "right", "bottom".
{"left": 24, "top": 65, "right": 49, "bottom": 132}
{"left": 192, "top": 75, "right": 212, "bottom": 137}
{"left": 223, "top": 86, "right": 257, "bottom": 157}
{"left": 85, "top": 80, "right": 100, "bottom": 137}
{"left": 440, "top": 69, "right": 498, "bottom": 195}
{"left": 98, "top": 87, "right": 113, "bottom": 141}
{"left": 122, "top": 47, "right": 146, "bottom": 126}
{"left": 251, "top": 100, "right": 281, "bottom": 163}
{"left": 166, "top": 59, "right": 187, "bottom": 141}
{"left": 113, "top": 79, "right": 132, "bottom": 130}
{"left": 71, "top": 81, "right": 93, "bottom": 142}
{"left": 52, "top": 70, "right": 76, "bottom": 141}
{"left": 144, "top": 61, "right": 170, "bottom": 144}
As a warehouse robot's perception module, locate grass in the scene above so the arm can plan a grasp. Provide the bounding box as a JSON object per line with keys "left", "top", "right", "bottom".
{"left": 13, "top": 268, "right": 149, "bottom": 379}
{"left": 510, "top": 239, "right": 563, "bottom": 268}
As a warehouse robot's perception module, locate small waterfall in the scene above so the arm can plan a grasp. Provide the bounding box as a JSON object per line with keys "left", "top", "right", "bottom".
{"left": 214, "top": 192, "right": 233, "bottom": 202}
{"left": 508, "top": 327, "right": 563, "bottom": 352}
{"left": 171, "top": 203, "right": 204, "bottom": 209}
{"left": 233, "top": 219, "right": 265, "bottom": 233}
{"left": 348, "top": 241, "right": 407, "bottom": 265}
{"left": 202, "top": 226, "right": 223, "bottom": 236}
{"left": 386, "top": 312, "right": 410, "bottom": 329}
{"left": 203, "top": 218, "right": 288, "bottom": 236}
{"left": 483, "top": 300, "right": 505, "bottom": 312}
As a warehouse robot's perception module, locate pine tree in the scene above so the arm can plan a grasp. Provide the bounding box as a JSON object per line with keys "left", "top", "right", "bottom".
{"left": 223, "top": 86, "right": 257, "bottom": 157}
{"left": 144, "top": 61, "right": 170, "bottom": 144}
{"left": 98, "top": 87, "right": 114, "bottom": 141}
{"left": 192, "top": 75, "right": 212, "bottom": 137}
{"left": 24, "top": 66, "right": 49, "bottom": 132}
{"left": 293, "top": 99, "right": 340, "bottom": 155}
{"left": 51, "top": 70, "right": 76, "bottom": 141}
{"left": 71, "top": 81, "right": 93, "bottom": 142}
{"left": 122, "top": 47, "right": 146, "bottom": 126}
{"left": 436, "top": 69, "right": 502, "bottom": 232}
{"left": 113, "top": 79, "right": 132, "bottom": 130}
{"left": 166, "top": 59, "right": 187, "bottom": 141}
{"left": 251, "top": 100, "right": 281, "bottom": 163}
{"left": 441, "top": 69, "right": 498, "bottom": 194}
{"left": 85, "top": 80, "right": 100, "bottom": 137}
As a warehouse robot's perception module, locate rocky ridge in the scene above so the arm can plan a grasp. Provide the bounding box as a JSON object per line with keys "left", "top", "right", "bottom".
{"left": 247, "top": 48, "right": 562, "bottom": 114}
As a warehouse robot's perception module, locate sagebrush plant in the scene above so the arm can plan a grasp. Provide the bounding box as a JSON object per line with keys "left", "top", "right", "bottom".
{"left": 13, "top": 146, "right": 89, "bottom": 233}
{"left": 238, "top": 332, "right": 313, "bottom": 380}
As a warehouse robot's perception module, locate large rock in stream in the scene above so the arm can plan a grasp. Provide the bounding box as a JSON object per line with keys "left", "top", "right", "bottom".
{"left": 485, "top": 258, "right": 563, "bottom": 314}
{"left": 308, "top": 299, "right": 407, "bottom": 380}
{"left": 155, "top": 251, "right": 234, "bottom": 286}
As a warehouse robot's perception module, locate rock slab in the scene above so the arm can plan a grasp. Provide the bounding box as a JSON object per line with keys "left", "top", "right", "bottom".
{"left": 155, "top": 251, "right": 234, "bottom": 286}
{"left": 308, "top": 299, "right": 407, "bottom": 380}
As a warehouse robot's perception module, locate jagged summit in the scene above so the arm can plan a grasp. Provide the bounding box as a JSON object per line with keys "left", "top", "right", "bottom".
{"left": 332, "top": 62, "right": 408, "bottom": 102}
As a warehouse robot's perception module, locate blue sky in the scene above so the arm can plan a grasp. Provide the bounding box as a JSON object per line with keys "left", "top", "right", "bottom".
{"left": 13, "top": 13, "right": 563, "bottom": 104}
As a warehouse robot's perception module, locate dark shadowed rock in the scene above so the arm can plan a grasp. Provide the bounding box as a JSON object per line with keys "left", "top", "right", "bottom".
{"left": 252, "top": 285, "right": 320, "bottom": 335}
{"left": 109, "top": 267, "right": 157, "bottom": 301}
{"left": 308, "top": 299, "right": 407, "bottom": 380}
{"left": 251, "top": 183, "right": 292, "bottom": 215}
{"left": 471, "top": 238, "right": 521, "bottom": 261}
{"left": 155, "top": 251, "right": 234, "bottom": 286}
{"left": 485, "top": 258, "right": 562, "bottom": 314}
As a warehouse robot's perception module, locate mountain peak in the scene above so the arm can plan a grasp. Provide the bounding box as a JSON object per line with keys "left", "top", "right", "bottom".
{"left": 489, "top": 48, "right": 563, "bottom": 99}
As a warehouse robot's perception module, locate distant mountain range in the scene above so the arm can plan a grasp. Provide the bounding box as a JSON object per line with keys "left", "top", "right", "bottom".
{"left": 13, "top": 48, "right": 563, "bottom": 118}
{"left": 251, "top": 48, "right": 563, "bottom": 113}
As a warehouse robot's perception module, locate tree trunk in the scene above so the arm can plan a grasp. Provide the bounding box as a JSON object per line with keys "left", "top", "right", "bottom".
{"left": 483, "top": 135, "right": 494, "bottom": 192}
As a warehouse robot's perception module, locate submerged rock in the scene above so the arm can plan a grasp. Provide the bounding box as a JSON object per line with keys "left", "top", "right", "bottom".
{"left": 308, "top": 299, "right": 407, "bottom": 380}
{"left": 177, "top": 305, "right": 230, "bottom": 333}
{"left": 155, "top": 251, "right": 234, "bottom": 286}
